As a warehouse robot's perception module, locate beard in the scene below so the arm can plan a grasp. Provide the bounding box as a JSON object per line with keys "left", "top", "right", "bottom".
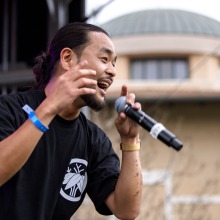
{"left": 81, "top": 93, "right": 106, "bottom": 112}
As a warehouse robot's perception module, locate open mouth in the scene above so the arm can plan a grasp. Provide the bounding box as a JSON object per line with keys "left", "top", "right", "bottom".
{"left": 97, "top": 78, "right": 113, "bottom": 91}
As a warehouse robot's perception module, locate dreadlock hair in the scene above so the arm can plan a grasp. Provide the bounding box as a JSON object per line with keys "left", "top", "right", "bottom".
{"left": 32, "top": 22, "right": 109, "bottom": 89}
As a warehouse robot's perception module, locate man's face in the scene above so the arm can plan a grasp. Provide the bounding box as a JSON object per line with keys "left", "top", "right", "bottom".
{"left": 80, "top": 32, "right": 117, "bottom": 111}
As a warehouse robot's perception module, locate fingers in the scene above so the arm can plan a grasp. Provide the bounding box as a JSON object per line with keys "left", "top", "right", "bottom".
{"left": 115, "top": 85, "right": 142, "bottom": 139}
{"left": 120, "top": 85, "right": 141, "bottom": 110}
{"left": 76, "top": 77, "right": 97, "bottom": 90}
{"left": 120, "top": 85, "right": 128, "bottom": 97}
{"left": 62, "top": 60, "right": 97, "bottom": 95}
{"left": 71, "top": 60, "right": 96, "bottom": 81}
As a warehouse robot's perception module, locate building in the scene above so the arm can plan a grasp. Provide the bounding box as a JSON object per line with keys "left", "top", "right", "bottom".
{"left": 74, "top": 9, "right": 220, "bottom": 220}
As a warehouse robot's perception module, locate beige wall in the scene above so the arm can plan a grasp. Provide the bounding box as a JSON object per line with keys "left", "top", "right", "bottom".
{"left": 189, "top": 55, "right": 219, "bottom": 80}
{"left": 115, "top": 56, "right": 130, "bottom": 80}
{"left": 114, "top": 42, "right": 220, "bottom": 82}
{"left": 113, "top": 35, "right": 220, "bottom": 57}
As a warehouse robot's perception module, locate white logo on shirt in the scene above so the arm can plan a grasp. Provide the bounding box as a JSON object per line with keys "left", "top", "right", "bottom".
{"left": 60, "top": 158, "right": 88, "bottom": 202}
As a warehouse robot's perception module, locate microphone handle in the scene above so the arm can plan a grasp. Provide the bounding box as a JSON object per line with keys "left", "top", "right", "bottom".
{"left": 124, "top": 104, "right": 155, "bottom": 131}
{"left": 124, "top": 105, "right": 183, "bottom": 151}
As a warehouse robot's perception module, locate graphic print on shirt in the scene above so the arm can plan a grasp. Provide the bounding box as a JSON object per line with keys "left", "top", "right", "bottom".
{"left": 60, "top": 158, "right": 88, "bottom": 202}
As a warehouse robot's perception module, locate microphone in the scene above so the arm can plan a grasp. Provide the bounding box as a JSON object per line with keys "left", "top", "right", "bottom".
{"left": 115, "top": 96, "right": 183, "bottom": 151}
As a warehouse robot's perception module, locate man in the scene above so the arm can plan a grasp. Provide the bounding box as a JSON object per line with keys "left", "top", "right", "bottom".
{"left": 0, "top": 22, "right": 142, "bottom": 220}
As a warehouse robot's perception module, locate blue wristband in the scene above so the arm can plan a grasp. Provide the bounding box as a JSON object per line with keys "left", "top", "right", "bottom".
{"left": 22, "top": 104, "right": 49, "bottom": 133}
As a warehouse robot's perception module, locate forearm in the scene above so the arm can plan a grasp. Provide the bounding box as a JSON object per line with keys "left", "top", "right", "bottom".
{"left": 118, "top": 151, "right": 142, "bottom": 218}
{"left": 107, "top": 140, "right": 142, "bottom": 219}
{"left": 0, "top": 101, "right": 55, "bottom": 186}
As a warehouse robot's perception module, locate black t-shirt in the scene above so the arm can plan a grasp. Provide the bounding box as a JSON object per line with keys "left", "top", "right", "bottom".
{"left": 0, "top": 90, "right": 120, "bottom": 220}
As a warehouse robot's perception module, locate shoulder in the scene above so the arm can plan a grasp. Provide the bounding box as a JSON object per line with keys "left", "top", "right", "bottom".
{"left": 0, "top": 90, "right": 45, "bottom": 110}
{"left": 0, "top": 90, "right": 46, "bottom": 124}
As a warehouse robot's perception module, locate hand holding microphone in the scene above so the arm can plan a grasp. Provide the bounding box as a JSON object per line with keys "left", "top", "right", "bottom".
{"left": 115, "top": 96, "right": 183, "bottom": 151}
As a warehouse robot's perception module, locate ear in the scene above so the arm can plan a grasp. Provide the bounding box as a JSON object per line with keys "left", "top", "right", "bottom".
{"left": 60, "top": 48, "right": 77, "bottom": 70}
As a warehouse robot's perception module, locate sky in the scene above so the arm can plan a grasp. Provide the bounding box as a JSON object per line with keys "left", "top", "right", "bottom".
{"left": 86, "top": 0, "right": 220, "bottom": 25}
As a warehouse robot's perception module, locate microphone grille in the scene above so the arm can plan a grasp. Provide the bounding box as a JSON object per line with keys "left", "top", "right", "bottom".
{"left": 115, "top": 96, "right": 126, "bottom": 113}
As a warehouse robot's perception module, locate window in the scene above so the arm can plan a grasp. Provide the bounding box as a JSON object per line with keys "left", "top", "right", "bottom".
{"left": 131, "top": 58, "right": 188, "bottom": 80}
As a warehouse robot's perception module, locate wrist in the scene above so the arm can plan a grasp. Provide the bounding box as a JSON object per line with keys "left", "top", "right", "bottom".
{"left": 22, "top": 104, "right": 49, "bottom": 133}
{"left": 120, "top": 135, "right": 140, "bottom": 145}
{"left": 120, "top": 140, "right": 141, "bottom": 151}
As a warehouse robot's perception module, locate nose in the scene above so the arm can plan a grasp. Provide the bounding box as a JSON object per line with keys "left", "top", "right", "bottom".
{"left": 105, "top": 64, "right": 116, "bottom": 78}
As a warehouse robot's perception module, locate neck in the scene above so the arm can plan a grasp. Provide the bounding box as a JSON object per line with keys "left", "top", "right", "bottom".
{"left": 59, "top": 97, "right": 86, "bottom": 120}
{"left": 58, "top": 106, "right": 81, "bottom": 120}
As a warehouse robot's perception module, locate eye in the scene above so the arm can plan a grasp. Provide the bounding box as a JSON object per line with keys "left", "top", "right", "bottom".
{"left": 100, "top": 57, "right": 108, "bottom": 63}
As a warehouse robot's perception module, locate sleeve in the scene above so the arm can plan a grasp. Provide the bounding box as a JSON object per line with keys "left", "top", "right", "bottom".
{"left": 0, "top": 96, "right": 26, "bottom": 141}
{"left": 86, "top": 127, "right": 120, "bottom": 215}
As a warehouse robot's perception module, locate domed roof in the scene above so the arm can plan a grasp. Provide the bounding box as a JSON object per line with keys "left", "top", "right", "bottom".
{"left": 101, "top": 9, "right": 220, "bottom": 37}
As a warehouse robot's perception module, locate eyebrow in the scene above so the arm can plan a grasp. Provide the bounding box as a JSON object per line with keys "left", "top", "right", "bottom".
{"left": 100, "top": 47, "right": 117, "bottom": 62}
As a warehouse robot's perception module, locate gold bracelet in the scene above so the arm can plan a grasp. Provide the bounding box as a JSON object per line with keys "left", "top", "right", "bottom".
{"left": 120, "top": 141, "right": 141, "bottom": 151}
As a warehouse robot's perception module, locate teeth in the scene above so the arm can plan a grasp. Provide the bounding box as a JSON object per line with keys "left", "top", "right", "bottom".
{"left": 100, "top": 82, "right": 108, "bottom": 86}
{"left": 98, "top": 81, "right": 109, "bottom": 88}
